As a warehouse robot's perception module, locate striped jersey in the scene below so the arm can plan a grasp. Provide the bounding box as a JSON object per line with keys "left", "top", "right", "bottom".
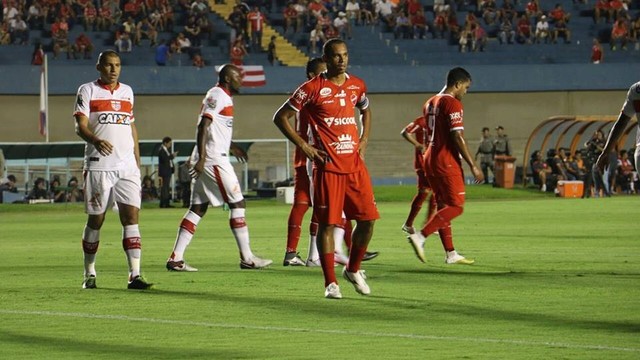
{"left": 74, "top": 79, "right": 136, "bottom": 171}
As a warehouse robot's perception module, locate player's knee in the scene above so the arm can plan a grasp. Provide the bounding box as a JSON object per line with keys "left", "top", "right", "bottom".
{"left": 228, "top": 199, "right": 246, "bottom": 209}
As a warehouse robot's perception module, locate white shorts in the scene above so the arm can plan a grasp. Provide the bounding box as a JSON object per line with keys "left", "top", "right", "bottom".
{"left": 191, "top": 161, "right": 244, "bottom": 207}
{"left": 84, "top": 168, "right": 141, "bottom": 215}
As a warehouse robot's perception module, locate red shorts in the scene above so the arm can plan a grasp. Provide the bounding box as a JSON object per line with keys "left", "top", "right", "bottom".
{"left": 427, "top": 174, "right": 465, "bottom": 207}
{"left": 416, "top": 169, "right": 431, "bottom": 190}
{"left": 313, "top": 166, "right": 380, "bottom": 225}
{"left": 293, "top": 165, "right": 311, "bottom": 204}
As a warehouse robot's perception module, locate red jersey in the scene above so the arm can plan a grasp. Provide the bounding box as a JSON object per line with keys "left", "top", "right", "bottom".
{"left": 591, "top": 45, "right": 602, "bottom": 62}
{"left": 287, "top": 73, "right": 369, "bottom": 174}
{"left": 293, "top": 108, "right": 312, "bottom": 168}
{"left": 247, "top": 10, "right": 266, "bottom": 32}
{"left": 84, "top": 7, "right": 97, "bottom": 18}
{"left": 422, "top": 94, "right": 464, "bottom": 177}
{"left": 402, "top": 116, "right": 427, "bottom": 171}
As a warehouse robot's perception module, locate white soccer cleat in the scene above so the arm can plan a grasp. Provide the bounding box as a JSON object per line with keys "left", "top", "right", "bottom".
{"left": 324, "top": 282, "right": 342, "bottom": 299}
{"left": 166, "top": 260, "right": 199, "bottom": 272}
{"left": 407, "top": 233, "right": 426, "bottom": 263}
{"left": 445, "top": 251, "right": 475, "bottom": 265}
{"left": 401, "top": 224, "right": 416, "bottom": 234}
{"left": 306, "top": 258, "right": 321, "bottom": 267}
{"left": 334, "top": 252, "right": 349, "bottom": 266}
{"left": 240, "top": 255, "right": 273, "bottom": 269}
{"left": 342, "top": 267, "right": 371, "bottom": 295}
{"left": 283, "top": 252, "right": 306, "bottom": 266}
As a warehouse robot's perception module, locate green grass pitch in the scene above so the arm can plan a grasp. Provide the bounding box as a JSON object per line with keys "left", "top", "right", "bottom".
{"left": 0, "top": 185, "right": 638, "bottom": 359}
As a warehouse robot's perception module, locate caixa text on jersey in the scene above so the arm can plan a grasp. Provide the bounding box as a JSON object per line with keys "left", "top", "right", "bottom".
{"left": 97, "top": 113, "right": 133, "bottom": 125}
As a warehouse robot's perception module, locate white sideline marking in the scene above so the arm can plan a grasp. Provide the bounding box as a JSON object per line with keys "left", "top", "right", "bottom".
{"left": 1, "top": 309, "right": 638, "bottom": 353}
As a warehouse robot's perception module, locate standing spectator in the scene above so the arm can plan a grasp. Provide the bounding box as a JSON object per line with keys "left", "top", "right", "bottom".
{"left": 596, "top": 82, "right": 640, "bottom": 188}
{"left": 494, "top": 125, "right": 511, "bottom": 156}
{"left": 71, "top": 33, "right": 94, "bottom": 59}
{"left": 31, "top": 43, "right": 45, "bottom": 65}
{"left": 165, "top": 64, "right": 273, "bottom": 272}
{"left": 535, "top": 15, "right": 550, "bottom": 43}
{"left": 407, "top": 67, "right": 483, "bottom": 265}
{"left": 155, "top": 39, "right": 170, "bottom": 65}
{"left": 230, "top": 36, "right": 247, "bottom": 65}
{"left": 273, "top": 39, "right": 379, "bottom": 299}
{"left": 516, "top": 14, "right": 533, "bottom": 44}
{"left": 591, "top": 38, "right": 603, "bottom": 63}
{"left": 247, "top": 6, "right": 266, "bottom": 52}
{"left": 586, "top": 130, "right": 607, "bottom": 197}
{"left": 610, "top": 18, "right": 628, "bottom": 51}
{"left": 158, "top": 136, "right": 178, "bottom": 208}
{"left": 475, "top": 127, "right": 495, "bottom": 184}
{"left": 74, "top": 50, "right": 153, "bottom": 290}
{"left": 267, "top": 35, "right": 277, "bottom": 65}
{"left": 227, "top": 5, "right": 245, "bottom": 45}
{"left": 400, "top": 116, "right": 437, "bottom": 235}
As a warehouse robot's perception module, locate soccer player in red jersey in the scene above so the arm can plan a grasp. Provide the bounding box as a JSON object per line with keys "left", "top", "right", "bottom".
{"left": 273, "top": 39, "right": 379, "bottom": 299}
{"left": 400, "top": 116, "right": 437, "bottom": 235}
{"left": 407, "top": 67, "right": 484, "bottom": 265}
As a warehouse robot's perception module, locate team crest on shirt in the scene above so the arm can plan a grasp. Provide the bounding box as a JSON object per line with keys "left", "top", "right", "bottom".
{"left": 320, "top": 87, "right": 332, "bottom": 97}
{"left": 295, "top": 89, "right": 308, "bottom": 103}
{"left": 350, "top": 93, "right": 358, "bottom": 106}
{"left": 110, "top": 100, "right": 121, "bottom": 111}
{"left": 206, "top": 97, "right": 217, "bottom": 109}
{"left": 76, "top": 95, "right": 84, "bottom": 107}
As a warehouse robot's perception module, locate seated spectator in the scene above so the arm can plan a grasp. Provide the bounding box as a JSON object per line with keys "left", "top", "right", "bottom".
{"left": 531, "top": 150, "right": 552, "bottom": 191}
{"left": 447, "top": 11, "right": 461, "bottom": 39}
{"left": 433, "top": 11, "right": 447, "bottom": 38}
{"left": 617, "top": 149, "right": 635, "bottom": 193}
{"left": 50, "top": 178, "right": 66, "bottom": 203}
{"left": 97, "top": 3, "right": 116, "bottom": 31}
{"left": 26, "top": 1, "right": 45, "bottom": 30}
{"left": 141, "top": 175, "right": 158, "bottom": 201}
{"left": 283, "top": 3, "right": 299, "bottom": 34}
{"left": 481, "top": 0, "right": 498, "bottom": 26}
{"left": 593, "top": 0, "right": 611, "bottom": 24}
{"left": 464, "top": 11, "right": 478, "bottom": 29}
{"left": 309, "top": 22, "right": 326, "bottom": 54}
{"left": 631, "top": 16, "right": 640, "bottom": 44}
{"left": 149, "top": 9, "right": 164, "bottom": 31}
{"left": 346, "top": 0, "right": 362, "bottom": 25}
{"left": 84, "top": 2, "right": 98, "bottom": 31}
{"left": 548, "top": 3, "right": 570, "bottom": 24}
{"left": 394, "top": 11, "right": 411, "bottom": 39}
{"left": 308, "top": 0, "right": 328, "bottom": 20}
{"left": 610, "top": 18, "right": 628, "bottom": 51}
{"left": 459, "top": 23, "right": 473, "bottom": 52}
{"left": 192, "top": 53, "right": 205, "bottom": 67}
{"left": 191, "top": 0, "right": 209, "bottom": 16}
{"left": 184, "top": 16, "right": 202, "bottom": 47}
{"left": 136, "top": 17, "right": 157, "bottom": 46}
{"left": 525, "top": 0, "right": 542, "bottom": 22}
{"left": 51, "top": 17, "right": 72, "bottom": 59}
{"left": 0, "top": 23, "right": 11, "bottom": 45}
{"left": 57, "top": 0, "right": 78, "bottom": 29}
{"left": 123, "top": 0, "right": 143, "bottom": 21}
{"left": 114, "top": 32, "right": 133, "bottom": 52}
{"left": 0, "top": 174, "right": 18, "bottom": 193}
{"left": 411, "top": 9, "right": 428, "bottom": 39}
{"left": 376, "top": 0, "right": 395, "bottom": 30}
{"left": 31, "top": 43, "right": 45, "bottom": 65}
{"left": 608, "top": 0, "right": 626, "bottom": 23}
{"left": 535, "top": 15, "right": 550, "bottom": 43}
{"left": 591, "top": 38, "right": 603, "bottom": 63}
{"left": 433, "top": 0, "right": 450, "bottom": 14}
{"left": 499, "top": 0, "right": 517, "bottom": 23}
{"left": 334, "top": 11, "right": 351, "bottom": 39}
{"left": 9, "top": 16, "right": 29, "bottom": 45}
{"left": 27, "top": 177, "right": 49, "bottom": 200}
{"left": 549, "top": 148, "right": 568, "bottom": 180}
{"left": 498, "top": 18, "right": 515, "bottom": 44}
{"left": 561, "top": 148, "right": 579, "bottom": 181}
{"left": 66, "top": 177, "right": 83, "bottom": 202}
{"left": 293, "top": 0, "right": 308, "bottom": 31}
{"left": 72, "top": 33, "right": 93, "bottom": 59}
{"left": 552, "top": 18, "right": 571, "bottom": 44}
{"left": 471, "top": 23, "right": 487, "bottom": 51}
{"left": 516, "top": 14, "right": 533, "bottom": 44}
{"left": 324, "top": 24, "right": 339, "bottom": 39}
{"left": 360, "top": 0, "right": 376, "bottom": 25}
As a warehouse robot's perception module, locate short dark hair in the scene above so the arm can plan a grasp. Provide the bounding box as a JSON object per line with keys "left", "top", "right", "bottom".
{"left": 162, "top": 136, "right": 172, "bottom": 144}
{"left": 482, "top": 127, "right": 489, "bottom": 132}
{"left": 496, "top": 125, "right": 504, "bottom": 130}
{"left": 306, "top": 57, "right": 325, "bottom": 76}
{"left": 97, "top": 50, "right": 120, "bottom": 66}
{"left": 323, "top": 38, "right": 346, "bottom": 56}
{"left": 7, "top": 174, "right": 16, "bottom": 182}
{"left": 446, "top": 67, "right": 471, "bottom": 87}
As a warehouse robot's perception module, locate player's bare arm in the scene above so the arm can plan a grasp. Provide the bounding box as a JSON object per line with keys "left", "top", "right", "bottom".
{"left": 230, "top": 142, "right": 248, "bottom": 163}
{"left": 74, "top": 114, "right": 113, "bottom": 156}
{"left": 596, "top": 113, "right": 631, "bottom": 172}
{"left": 401, "top": 128, "right": 425, "bottom": 153}
{"left": 191, "top": 116, "right": 211, "bottom": 178}
{"left": 131, "top": 123, "right": 141, "bottom": 168}
{"left": 452, "top": 130, "right": 484, "bottom": 183}
{"left": 273, "top": 103, "right": 327, "bottom": 163}
{"left": 358, "top": 107, "right": 371, "bottom": 158}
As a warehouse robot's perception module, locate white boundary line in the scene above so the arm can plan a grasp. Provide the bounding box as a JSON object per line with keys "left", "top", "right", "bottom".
{"left": 1, "top": 309, "right": 638, "bottom": 353}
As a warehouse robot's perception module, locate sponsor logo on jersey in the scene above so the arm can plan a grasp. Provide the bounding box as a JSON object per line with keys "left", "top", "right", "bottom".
{"left": 295, "top": 89, "right": 308, "bottom": 103}
{"left": 330, "top": 134, "right": 356, "bottom": 154}
{"left": 323, "top": 116, "right": 356, "bottom": 127}
{"left": 97, "top": 113, "right": 132, "bottom": 125}
{"left": 321, "top": 100, "right": 335, "bottom": 105}
{"left": 320, "top": 87, "right": 332, "bottom": 97}
{"left": 334, "top": 90, "right": 346, "bottom": 98}
{"left": 346, "top": 85, "right": 359, "bottom": 90}
{"left": 110, "top": 101, "right": 121, "bottom": 111}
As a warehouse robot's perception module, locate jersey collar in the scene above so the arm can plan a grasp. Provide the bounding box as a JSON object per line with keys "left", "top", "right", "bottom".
{"left": 216, "top": 84, "right": 232, "bottom": 96}
{"left": 96, "top": 79, "right": 120, "bottom": 91}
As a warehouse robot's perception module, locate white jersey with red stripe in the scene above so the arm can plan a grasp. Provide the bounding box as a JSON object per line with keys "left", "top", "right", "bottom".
{"left": 74, "top": 80, "right": 136, "bottom": 171}
{"left": 620, "top": 80, "right": 640, "bottom": 146}
{"left": 192, "top": 85, "right": 235, "bottom": 166}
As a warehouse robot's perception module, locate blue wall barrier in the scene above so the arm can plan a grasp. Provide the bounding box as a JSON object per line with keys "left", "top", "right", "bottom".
{"left": 2, "top": 63, "right": 637, "bottom": 95}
